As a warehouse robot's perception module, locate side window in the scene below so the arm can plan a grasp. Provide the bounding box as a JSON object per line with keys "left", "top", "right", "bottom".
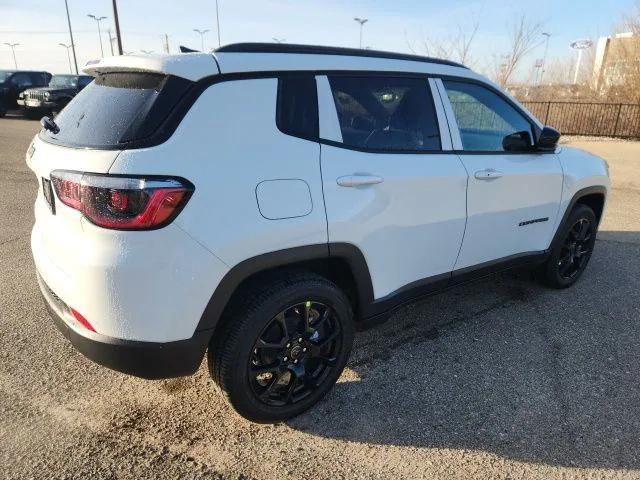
{"left": 443, "top": 80, "right": 533, "bottom": 152}
{"left": 11, "top": 73, "right": 33, "bottom": 88}
{"left": 328, "top": 76, "right": 441, "bottom": 151}
{"left": 277, "top": 75, "right": 318, "bottom": 140}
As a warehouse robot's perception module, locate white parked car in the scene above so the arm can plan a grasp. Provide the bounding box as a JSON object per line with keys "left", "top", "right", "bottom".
{"left": 27, "top": 44, "right": 609, "bottom": 422}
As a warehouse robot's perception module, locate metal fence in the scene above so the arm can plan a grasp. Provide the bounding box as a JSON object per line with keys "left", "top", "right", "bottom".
{"left": 520, "top": 101, "right": 640, "bottom": 138}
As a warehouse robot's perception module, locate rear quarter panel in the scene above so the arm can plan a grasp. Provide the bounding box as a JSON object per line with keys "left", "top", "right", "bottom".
{"left": 109, "top": 77, "right": 328, "bottom": 268}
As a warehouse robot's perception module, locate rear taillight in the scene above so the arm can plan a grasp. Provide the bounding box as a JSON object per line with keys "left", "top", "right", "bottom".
{"left": 50, "top": 170, "right": 194, "bottom": 230}
{"left": 69, "top": 307, "right": 95, "bottom": 332}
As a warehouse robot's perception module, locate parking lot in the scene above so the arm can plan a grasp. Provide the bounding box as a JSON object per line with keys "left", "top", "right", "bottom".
{"left": 1, "top": 116, "right": 639, "bottom": 479}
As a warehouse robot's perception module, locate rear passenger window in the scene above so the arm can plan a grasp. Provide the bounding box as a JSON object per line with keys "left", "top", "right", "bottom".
{"left": 328, "top": 76, "right": 440, "bottom": 151}
{"left": 277, "top": 76, "right": 319, "bottom": 140}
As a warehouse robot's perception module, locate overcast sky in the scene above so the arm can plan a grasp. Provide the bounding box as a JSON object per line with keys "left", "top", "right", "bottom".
{"left": 0, "top": 0, "right": 636, "bottom": 79}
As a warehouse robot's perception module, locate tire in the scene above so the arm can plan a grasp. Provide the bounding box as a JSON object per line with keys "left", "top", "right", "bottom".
{"left": 208, "top": 272, "right": 354, "bottom": 423}
{"left": 539, "top": 204, "right": 598, "bottom": 289}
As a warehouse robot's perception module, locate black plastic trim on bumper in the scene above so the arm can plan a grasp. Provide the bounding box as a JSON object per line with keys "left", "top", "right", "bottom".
{"left": 40, "top": 284, "right": 210, "bottom": 380}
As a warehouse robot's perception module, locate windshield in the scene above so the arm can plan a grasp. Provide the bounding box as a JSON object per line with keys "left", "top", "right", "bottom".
{"left": 40, "top": 72, "right": 193, "bottom": 148}
{"left": 49, "top": 75, "right": 78, "bottom": 87}
{"left": 0, "top": 71, "right": 11, "bottom": 83}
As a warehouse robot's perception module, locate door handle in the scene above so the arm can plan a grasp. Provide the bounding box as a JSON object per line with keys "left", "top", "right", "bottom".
{"left": 336, "top": 175, "right": 384, "bottom": 187}
{"left": 474, "top": 169, "right": 504, "bottom": 180}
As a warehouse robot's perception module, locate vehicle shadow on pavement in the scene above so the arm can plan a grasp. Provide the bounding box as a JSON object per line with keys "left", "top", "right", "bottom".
{"left": 288, "top": 234, "right": 640, "bottom": 469}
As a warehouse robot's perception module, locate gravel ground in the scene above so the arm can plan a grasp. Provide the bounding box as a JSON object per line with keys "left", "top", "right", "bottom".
{"left": 1, "top": 116, "right": 639, "bottom": 479}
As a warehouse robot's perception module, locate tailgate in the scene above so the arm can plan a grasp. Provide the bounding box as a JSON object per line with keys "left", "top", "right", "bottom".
{"left": 27, "top": 135, "right": 122, "bottom": 303}
{"left": 27, "top": 135, "right": 121, "bottom": 180}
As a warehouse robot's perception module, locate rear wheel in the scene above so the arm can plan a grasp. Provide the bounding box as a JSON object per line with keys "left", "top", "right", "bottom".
{"left": 539, "top": 204, "right": 597, "bottom": 288}
{"left": 209, "top": 273, "right": 354, "bottom": 423}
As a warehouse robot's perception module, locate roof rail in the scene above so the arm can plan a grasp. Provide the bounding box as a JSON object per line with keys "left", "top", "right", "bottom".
{"left": 215, "top": 43, "right": 468, "bottom": 69}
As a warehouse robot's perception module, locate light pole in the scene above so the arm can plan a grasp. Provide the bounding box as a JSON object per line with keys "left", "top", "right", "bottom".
{"left": 107, "top": 29, "right": 115, "bottom": 56}
{"left": 112, "top": 0, "right": 123, "bottom": 55}
{"left": 272, "top": 37, "right": 286, "bottom": 43}
{"left": 58, "top": 43, "right": 73, "bottom": 73}
{"left": 354, "top": 17, "right": 368, "bottom": 49}
{"left": 215, "top": 0, "right": 221, "bottom": 48}
{"left": 570, "top": 39, "right": 593, "bottom": 85}
{"left": 539, "top": 32, "right": 551, "bottom": 85}
{"left": 193, "top": 28, "right": 210, "bottom": 51}
{"left": 4, "top": 43, "right": 18, "bottom": 69}
{"left": 87, "top": 14, "right": 107, "bottom": 57}
{"left": 533, "top": 58, "right": 543, "bottom": 85}
{"left": 64, "top": 0, "right": 79, "bottom": 73}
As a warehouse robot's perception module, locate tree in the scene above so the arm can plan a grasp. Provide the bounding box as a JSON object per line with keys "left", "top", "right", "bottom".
{"left": 622, "top": 1, "right": 640, "bottom": 34}
{"left": 492, "top": 15, "right": 543, "bottom": 87}
{"left": 606, "top": 2, "right": 640, "bottom": 101}
{"left": 405, "top": 18, "right": 479, "bottom": 67}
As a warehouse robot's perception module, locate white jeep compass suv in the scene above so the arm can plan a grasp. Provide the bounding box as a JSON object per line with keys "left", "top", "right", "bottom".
{"left": 28, "top": 43, "right": 609, "bottom": 422}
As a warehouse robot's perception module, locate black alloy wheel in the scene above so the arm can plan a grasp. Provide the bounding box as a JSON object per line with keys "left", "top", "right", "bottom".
{"left": 557, "top": 217, "right": 594, "bottom": 280}
{"left": 209, "top": 273, "right": 354, "bottom": 423}
{"left": 539, "top": 204, "right": 597, "bottom": 288}
{"left": 249, "top": 301, "right": 341, "bottom": 406}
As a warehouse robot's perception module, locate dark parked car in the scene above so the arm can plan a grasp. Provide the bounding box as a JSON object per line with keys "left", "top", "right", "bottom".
{"left": 0, "top": 70, "right": 51, "bottom": 117}
{"left": 17, "top": 74, "right": 93, "bottom": 118}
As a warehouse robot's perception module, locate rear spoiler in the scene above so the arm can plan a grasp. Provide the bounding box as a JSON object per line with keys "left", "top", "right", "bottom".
{"left": 82, "top": 52, "right": 220, "bottom": 81}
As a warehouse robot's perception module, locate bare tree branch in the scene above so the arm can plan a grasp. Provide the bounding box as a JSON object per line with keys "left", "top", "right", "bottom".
{"left": 404, "top": 29, "right": 417, "bottom": 54}
{"left": 405, "top": 18, "right": 480, "bottom": 67}
{"left": 452, "top": 20, "right": 479, "bottom": 66}
{"left": 493, "top": 15, "right": 544, "bottom": 87}
{"left": 601, "top": 1, "right": 640, "bottom": 101}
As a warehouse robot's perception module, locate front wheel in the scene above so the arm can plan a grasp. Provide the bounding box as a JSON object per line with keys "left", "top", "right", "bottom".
{"left": 209, "top": 273, "right": 354, "bottom": 423}
{"left": 539, "top": 204, "right": 598, "bottom": 288}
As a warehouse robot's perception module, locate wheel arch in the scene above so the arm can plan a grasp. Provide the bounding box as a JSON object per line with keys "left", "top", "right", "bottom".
{"left": 575, "top": 192, "right": 606, "bottom": 225}
{"left": 550, "top": 185, "right": 607, "bottom": 249}
{"left": 196, "top": 243, "right": 374, "bottom": 336}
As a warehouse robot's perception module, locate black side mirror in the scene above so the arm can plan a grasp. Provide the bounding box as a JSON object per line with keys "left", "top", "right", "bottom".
{"left": 536, "top": 126, "right": 561, "bottom": 152}
{"left": 502, "top": 130, "right": 533, "bottom": 152}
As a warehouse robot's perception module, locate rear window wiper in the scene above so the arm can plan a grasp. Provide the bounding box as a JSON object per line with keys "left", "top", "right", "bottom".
{"left": 40, "top": 116, "right": 60, "bottom": 135}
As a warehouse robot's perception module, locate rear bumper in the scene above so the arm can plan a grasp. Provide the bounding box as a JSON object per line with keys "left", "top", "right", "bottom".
{"left": 30, "top": 203, "right": 228, "bottom": 342}
{"left": 38, "top": 275, "right": 210, "bottom": 379}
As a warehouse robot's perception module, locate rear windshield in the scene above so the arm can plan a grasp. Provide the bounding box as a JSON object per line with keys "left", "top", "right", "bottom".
{"left": 40, "top": 72, "right": 193, "bottom": 149}
{"left": 49, "top": 74, "right": 81, "bottom": 87}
